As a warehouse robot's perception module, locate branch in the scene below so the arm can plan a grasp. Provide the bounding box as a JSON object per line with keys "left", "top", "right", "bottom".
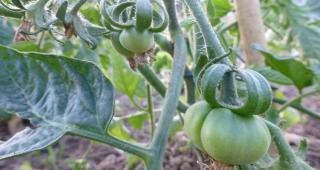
{"left": 273, "top": 98, "right": 320, "bottom": 120}
{"left": 278, "top": 90, "right": 320, "bottom": 113}
{"left": 264, "top": 120, "right": 302, "bottom": 169}
{"left": 137, "top": 65, "right": 188, "bottom": 113}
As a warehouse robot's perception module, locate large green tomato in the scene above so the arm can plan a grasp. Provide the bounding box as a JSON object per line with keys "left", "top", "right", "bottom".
{"left": 184, "top": 101, "right": 271, "bottom": 165}
{"left": 119, "top": 28, "right": 154, "bottom": 54}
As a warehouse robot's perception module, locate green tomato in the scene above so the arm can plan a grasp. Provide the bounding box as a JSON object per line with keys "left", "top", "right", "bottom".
{"left": 280, "top": 108, "right": 301, "bottom": 128}
{"left": 119, "top": 28, "right": 154, "bottom": 54}
{"left": 184, "top": 101, "right": 271, "bottom": 165}
{"left": 111, "top": 32, "right": 135, "bottom": 58}
{"left": 183, "top": 101, "right": 212, "bottom": 151}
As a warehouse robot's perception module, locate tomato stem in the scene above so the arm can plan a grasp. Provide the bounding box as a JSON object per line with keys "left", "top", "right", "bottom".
{"left": 146, "top": 85, "right": 155, "bottom": 137}
{"left": 146, "top": 0, "right": 187, "bottom": 169}
{"left": 184, "top": 0, "right": 238, "bottom": 104}
{"left": 278, "top": 90, "right": 320, "bottom": 113}
{"left": 273, "top": 97, "right": 320, "bottom": 119}
{"left": 137, "top": 64, "right": 188, "bottom": 113}
{"left": 264, "top": 120, "right": 302, "bottom": 169}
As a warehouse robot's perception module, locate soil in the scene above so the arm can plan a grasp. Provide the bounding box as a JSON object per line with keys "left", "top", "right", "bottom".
{"left": 0, "top": 88, "right": 320, "bottom": 170}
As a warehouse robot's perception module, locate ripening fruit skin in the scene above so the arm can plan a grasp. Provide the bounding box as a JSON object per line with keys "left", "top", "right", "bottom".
{"left": 119, "top": 28, "right": 154, "bottom": 54}
{"left": 184, "top": 101, "right": 271, "bottom": 165}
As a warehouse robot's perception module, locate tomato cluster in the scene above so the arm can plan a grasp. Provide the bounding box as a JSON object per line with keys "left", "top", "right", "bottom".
{"left": 100, "top": 0, "right": 168, "bottom": 57}
{"left": 184, "top": 63, "right": 273, "bottom": 165}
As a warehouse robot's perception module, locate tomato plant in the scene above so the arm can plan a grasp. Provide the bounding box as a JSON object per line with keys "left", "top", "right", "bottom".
{"left": 0, "top": 0, "right": 319, "bottom": 169}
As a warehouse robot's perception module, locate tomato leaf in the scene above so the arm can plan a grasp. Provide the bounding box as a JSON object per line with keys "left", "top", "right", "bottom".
{"left": 0, "top": 45, "right": 114, "bottom": 159}
{"left": 284, "top": 0, "right": 320, "bottom": 60}
{"left": 109, "top": 52, "right": 146, "bottom": 99}
{"left": 208, "top": 0, "right": 233, "bottom": 25}
{"left": 126, "top": 112, "right": 148, "bottom": 130}
{"left": 252, "top": 66, "right": 293, "bottom": 85}
{"left": 254, "top": 45, "right": 313, "bottom": 90}
{"left": 210, "top": 0, "right": 232, "bottom": 18}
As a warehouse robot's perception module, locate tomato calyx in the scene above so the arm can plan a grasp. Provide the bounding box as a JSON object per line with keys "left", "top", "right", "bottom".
{"left": 197, "top": 57, "right": 272, "bottom": 115}
{"left": 100, "top": 0, "right": 169, "bottom": 55}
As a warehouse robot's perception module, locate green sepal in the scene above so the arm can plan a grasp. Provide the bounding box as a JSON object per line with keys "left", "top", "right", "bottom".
{"left": 56, "top": 1, "right": 68, "bottom": 22}
{"left": 72, "top": 16, "right": 98, "bottom": 49}
{"left": 112, "top": 1, "right": 135, "bottom": 21}
{"left": 135, "top": 0, "right": 153, "bottom": 31}
{"left": 149, "top": 0, "right": 168, "bottom": 33}
{"left": 100, "top": 0, "right": 134, "bottom": 29}
{"left": 201, "top": 65, "right": 272, "bottom": 115}
{"left": 11, "top": 0, "right": 24, "bottom": 9}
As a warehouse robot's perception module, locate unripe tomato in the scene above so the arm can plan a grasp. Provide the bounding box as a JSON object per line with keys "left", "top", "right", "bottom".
{"left": 183, "top": 101, "right": 212, "bottom": 151}
{"left": 279, "top": 108, "right": 301, "bottom": 129}
{"left": 119, "top": 28, "right": 154, "bottom": 54}
{"left": 184, "top": 101, "right": 271, "bottom": 165}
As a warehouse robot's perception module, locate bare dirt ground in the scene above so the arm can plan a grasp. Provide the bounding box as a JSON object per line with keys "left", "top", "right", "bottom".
{"left": 0, "top": 89, "right": 319, "bottom": 170}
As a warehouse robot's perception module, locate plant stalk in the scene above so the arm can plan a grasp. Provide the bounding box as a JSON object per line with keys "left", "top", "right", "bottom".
{"left": 137, "top": 64, "right": 188, "bottom": 113}
{"left": 147, "top": 0, "right": 187, "bottom": 168}
{"left": 146, "top": 85, "right": 155, "bottom": 137}
{"left": 273, "top": 97, "right": 320, "bottom": 119}
{"left": 278, "top": 90, "right": 320, "bottom": 113}
{"left": 264, "top": 120, "right": 301, "bottom": 169}
{"left": 184, "top": 0, "right": 238, "bottom": 104}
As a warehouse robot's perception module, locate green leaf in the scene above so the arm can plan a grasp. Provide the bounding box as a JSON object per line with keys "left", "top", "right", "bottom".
{"left": 254, "top": 45, "right": 313, "bottom": 90}
{"left": 252, "top": 66, "right": 294, "bottom": 85}
{"left": 126, "top": 112, "right": 148, "bottom": 130}
{"left": 0, "top": 45, "right": 114, "bottom": 159}
{"left": 207, "top": 0, "right": 218, "bottom": 25}
{"left": 285, "top": 0, "right": 320, "bottom": 60}
{"left": 74, "top": 44, "right": 100, "bottom": 64}
{"left": 152, "top": 52, "right": 172, "bottom": 73}
{"left": 108, "top": 120, "right": 133, "bottom": 141}
{"left": 109, "top": 53, "right": 145, "bottom": 99}
{"left": 0, "top": 126, "right": 64, "bottom": 159}
{"left": 210, "top": 0, "right": 232, "bottom": 18}
{"left": 11, "top": 41, "right": 39, "bottom": 52}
